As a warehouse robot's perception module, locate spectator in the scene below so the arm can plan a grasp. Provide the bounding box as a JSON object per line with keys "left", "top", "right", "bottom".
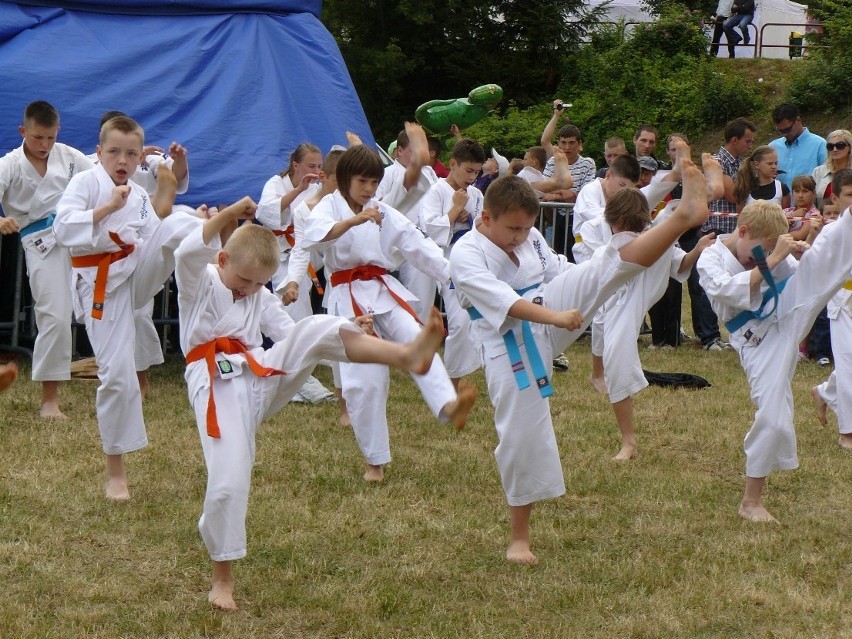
{"left": 769, "top": 104, "right": 827, "bottom": 190}
{"left": 596, "top": 136, "right": 629, "bottom": 178}
{"left": 710, "top": 0, "right": 735, "bottom": 57}
{"left": 633, "top": 125, "right": 659, "bottom": 160}
{"left": 428, "top": 137, "right": 449, "bottom": 178}
{"left": 723, "top": 0, "right": 755, "bottom": 57}
{"left": 812, "top": 129, "right": 851, "bottom": 207}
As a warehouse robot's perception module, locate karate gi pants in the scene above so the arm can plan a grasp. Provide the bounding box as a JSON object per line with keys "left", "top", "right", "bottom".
{"left": 24, "top": 241, "right": 73, "bottom": 381}
{"left": 193, "top": 315, "right": 356, "bottom": 561}
{"left": 75, "top": 213, "right": 201, "bottom": 454}
{"left": 399, "top": 260, "right": 437, "bottom": 324}
{"left": 815, "top": 310, "right": 852, "bottom": 436}
{"left": 738, "top": 214, "right": 852, "bottom": 477}
{"left": 440, "top": 281, "right": 481, "bottom": 379}
{"left": 339, "top": 305, "right": 457, "bottom": 466}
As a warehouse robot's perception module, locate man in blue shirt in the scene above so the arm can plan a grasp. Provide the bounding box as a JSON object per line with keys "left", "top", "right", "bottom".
{"left": 769, "top": 104, "right": 826, "bottom": 190}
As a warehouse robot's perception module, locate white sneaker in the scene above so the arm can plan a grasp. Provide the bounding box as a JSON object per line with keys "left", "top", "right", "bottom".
{"left": 703, "top": 338, "right": 730, "bottom": 351}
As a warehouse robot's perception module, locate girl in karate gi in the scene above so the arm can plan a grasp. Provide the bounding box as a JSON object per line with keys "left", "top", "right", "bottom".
{"left": 54, "top": 116, "right": 201, "bottom": 502}
{"left": 301, "top": 145, "right": 477, "bottom": 483}
{"left": 176, "top": 199, "right": 450, "bottom": 611}
{"left": 450, "top": 160, "right": 712, "bottom": 564}
{"left": 697, "top": 194, "right": 852, "bottom": 523}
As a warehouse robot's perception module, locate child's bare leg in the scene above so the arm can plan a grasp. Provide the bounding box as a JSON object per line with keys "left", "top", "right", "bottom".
{"left": 335, "top": 386, "right": 351, "bottom": 427}
{"left": 340, "top": 307, "right": 445, "bottom": 376}
{"left": 442, "top": 380, "right": 477, "bottom": 431}
{"left": 620, "top": 160, "right": 708, "bottom": 266}
{"left": 810, "top": 386, "right": 827, "bottom": 426}
{"left": 137, "top": 370, "right": 150, "bottom": 401}
{"left": 739, "top": 476, "right": 777, "bottom": 523}
{"left": 612, "top": 396, "right": 637, "bottom": 461}
{"left": 0, "top": 362, "right": 18, "bottom": 393}
{"left": 209, "top": 560, "right": 238, "bottom": 611}
{"left": 589, "top": 354, "right": 606, "bottom": 394}
{"left": 701, "top": 153, "right": 725, "bottom": 201}
{"left": 507, "top": 503, "right": 538, "bottom": 565}
{"left": 151, "top": 164, "right": 178, "bottom": 218}
{"left": 364, "top": 464, "right": 384, "bottom": 482}
{"left": 105, "top": 453, "right": 130, "bottom": 502}
{"left": 40, "top": 380, "right": 68, "bottom": 420}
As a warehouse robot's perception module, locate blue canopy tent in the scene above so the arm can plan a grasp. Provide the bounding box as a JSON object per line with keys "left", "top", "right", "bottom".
{"left": 0, "top": 1, "right": 374, "bottom": 205}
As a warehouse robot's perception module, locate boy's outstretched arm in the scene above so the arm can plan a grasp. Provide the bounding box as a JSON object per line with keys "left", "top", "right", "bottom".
{"left": 321, "top": 207, "right": 382, "bottom": 242}
{"left": 201, "top": 197, "right": 257, "bottom": 245}
{"left": 508, "top": 298, "right": 583, "bottom": 330}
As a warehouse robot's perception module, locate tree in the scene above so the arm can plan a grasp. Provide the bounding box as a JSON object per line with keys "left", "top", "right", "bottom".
{"left": 321, "top": 0, "right": 603, "bottom": 144}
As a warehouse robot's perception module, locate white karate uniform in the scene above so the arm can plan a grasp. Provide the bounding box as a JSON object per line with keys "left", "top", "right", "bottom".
{"left": 419, "top": 179, "right": 483, "bottom": 378}
{"left": 54, "top": 164, "right": 201, "bottom": 454}
{"left": 697, "top": 211, "right": 852, "bottom": 477}
{"left": 176, "top": 226, "right": 357, "bottom": 561}
{"left": 572, "top": 179, "right": 676, "bottom": 237}
{"left": 256, "top": 173, "right": 320, "bottom": 288}
{"left": 0, "top": 142, "right": 93, "bottom": 380}
{"left": 378, "top": 161, "right": 441, "bottom": 322}
{"left": 598, "top": 209, "right": 689, "bottom": 403}
{"left": 302, "top": 191, "right": 457, "bottom": 465}
{"left": 451, "top": 222, "right": 644, "bottom": 506}
{"left": 815, "top": 277, "right": 852, "bottom": 436}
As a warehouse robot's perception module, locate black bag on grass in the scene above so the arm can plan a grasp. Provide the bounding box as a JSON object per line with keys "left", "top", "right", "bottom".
{"left": 642, "top": 369, "right": 711, "bottom": 389}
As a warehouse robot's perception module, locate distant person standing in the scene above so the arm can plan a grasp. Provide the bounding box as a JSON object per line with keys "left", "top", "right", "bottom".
{"left": 769, "top": 104, "right": 827, "bottom": 190}
{"left": 710, "top": 0, "right": 734, "bottom": 57}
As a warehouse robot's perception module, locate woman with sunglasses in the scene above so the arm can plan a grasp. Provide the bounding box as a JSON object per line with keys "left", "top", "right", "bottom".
{"left": 813, "top": 130, "right": 852, "bottom": 207}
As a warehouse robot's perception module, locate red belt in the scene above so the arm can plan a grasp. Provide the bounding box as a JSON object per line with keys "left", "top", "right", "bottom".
{"left": 273, "top": 224, "right": 324, "bottom": 295}
{"left": 329, "top": 265, "right": 421, "bottom": 324}
{"left": 185, "top": 337, "right": 286, "bottom": 438}
{"left": 70, "top": 231, "right": 135, "bottom": 320}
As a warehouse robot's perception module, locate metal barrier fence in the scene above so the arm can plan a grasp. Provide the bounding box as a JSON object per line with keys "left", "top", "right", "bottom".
{"left": 537, "top": 202, "right": 576, "bottom": 260}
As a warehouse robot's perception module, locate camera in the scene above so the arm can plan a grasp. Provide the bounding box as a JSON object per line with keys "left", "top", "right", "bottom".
{"left": 556, "top": 102, "right": 572, "bottom": 110}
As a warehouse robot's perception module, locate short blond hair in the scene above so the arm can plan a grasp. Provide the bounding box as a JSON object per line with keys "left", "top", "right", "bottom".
{"left": 222, "top": 224, "right": 279, "bottom": 271}
{"left": 99, "top": 115, "right": 144, "bottom": 146}
{"left": 738, "top": 200, "right": 789, "bottom": 240}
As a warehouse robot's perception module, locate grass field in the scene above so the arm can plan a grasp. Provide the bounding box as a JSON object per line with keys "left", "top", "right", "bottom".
{"left": 1, "top": 331, "right": 850, "bottom": 638}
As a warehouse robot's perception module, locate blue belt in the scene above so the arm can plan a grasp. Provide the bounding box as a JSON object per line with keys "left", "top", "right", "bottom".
{"left": 450, "top": 212, "right": 473, "bottom": 245}
{"left": 467, "top": 283, "right": 553, "bottom": 398}
{"left": 724, "top": 244, "right": 789, "bottom": 334}
{"left": 19, "top": 213, "right": 56, "bottom": 239}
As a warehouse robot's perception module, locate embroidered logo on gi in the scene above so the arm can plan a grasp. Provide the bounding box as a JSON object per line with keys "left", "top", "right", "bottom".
{"left": 34, "top": 238, "right": 48, "bottom": 254}
{"left": 217, "top": 360, "right": 233, "bottom": 375}
{"left": 743, "top": 329, "right": 762, "bottom": 347}
{"left": 67, "top": 161, "right": 76, "bottom": 184}
{"left": 140, "top": 193, "right": 148, "bottom": 220}
{"left": 532, "top": 239, "right": 547, "bottom": 270}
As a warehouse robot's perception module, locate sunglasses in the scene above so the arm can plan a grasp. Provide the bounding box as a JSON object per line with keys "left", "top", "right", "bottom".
{"left": 775, "top": 123, "right": 796, "bottom": 134}
{"left": 827, "top": 141, "right": 849, "bottom": 152}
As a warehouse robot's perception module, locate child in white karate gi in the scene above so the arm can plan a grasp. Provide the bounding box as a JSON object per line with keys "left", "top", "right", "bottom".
{"left": 301, "top": 145, "right": 477, "bottom": 482}
{"left": 176, "top": 199, "right": 450, "bottom": 612}
{"left": 54, "top": 116, "right": 201, "bottom": 502}
{"left": 377, "top": 122, "right": 441, "bottom": 322}
{"left": 810, "top": 169, "right": 852, "bottom": 450}
{"left": 697, "top": 196, "right": 852, "bottom": 522}
{"left": 0, "top": 101, "right": 93, "bottom": 418}
{"left": 419, "top": 138, "right": 487, "bottom": 383}
{"left": 450, "top": 162, "right": 711, "bottom": 564}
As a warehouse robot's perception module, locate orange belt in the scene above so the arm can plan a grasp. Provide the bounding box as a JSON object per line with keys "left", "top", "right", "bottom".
{"left": 70, "top": 231, "right": 135, "bottom": 320}
{"left": 185, "top": 337, "right": 286, "bottom": 438}
{"left": 329, "top": 265, "right": 421, "bottom": 325}
{"left": 273, "top": 224, "right": 324, "bottom": 295}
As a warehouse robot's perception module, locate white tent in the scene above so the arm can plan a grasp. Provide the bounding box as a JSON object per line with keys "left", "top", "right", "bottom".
{"left": 586, "top": 0, "right": 810, "bottom": 59}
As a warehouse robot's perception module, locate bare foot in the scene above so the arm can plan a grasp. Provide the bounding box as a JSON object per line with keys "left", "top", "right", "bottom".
{"left": 209, "top": 585, "right": 238, "bottom": 612}
{"left": 506, "top": 540, "right": 539, "bottom": 565}
{"left": 404, "top": 121, "right": 431, "bottom": 168}
{"left": 403, "top": 307, "right": 445, "bottom": 375}
{"left": 339, "top": 410, "right": 351, "bottom": 428}
{"left": 588, "top": 375, "right": 607, "bottom": 394}
{"left": 0, "top": 362, "right": 18, "bottom": 392}
{"left": 838, "top": 434, "right": 852, "bottom": 450}
{"left": 738, "top": 502, "right": 778, "bottom": 523}
{"left": 612, "top": 443, "right": 637, "bottom": 461}
{"left": 672, "top": 160, "right": 709, "bottom": 229}
{"left": 105, "top": 477, "right": 130, "bottom": 502}
{"left": 810, "top": 386, "right": 827, "bottom": 426}
{"left": 701, "top": 152, "right": 725, "bottom": 201}
{"left": 345, "top": 130, "right": 363, "bottom": 147}
{"left": 445, "top": 380, "right": 477, "bottom": 431}
{"left": 364, "top": 464, "right": 384, "bottom": 482}
{"left": 40, "top": 401, "right": 68, "bottom": 420}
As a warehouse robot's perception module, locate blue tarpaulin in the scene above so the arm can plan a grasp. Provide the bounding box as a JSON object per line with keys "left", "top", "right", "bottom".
{"left": 0, "top": 1, "right": 373, "bottom": 206}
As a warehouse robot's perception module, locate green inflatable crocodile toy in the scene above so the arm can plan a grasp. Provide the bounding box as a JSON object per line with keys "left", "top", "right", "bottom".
{"left": 415, "top": 84, "right": 503, "bottom": 135}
